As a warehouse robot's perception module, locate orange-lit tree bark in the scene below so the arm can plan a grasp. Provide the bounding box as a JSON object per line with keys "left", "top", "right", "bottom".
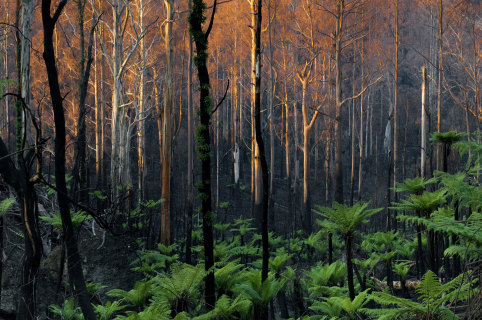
{"left": 189, "top": 0, "right": 217, "bottom": 309}
{"left": 41, "top": 0, "right": 96, "bottom": 317}
{"left": 247, "top": 0, "right": 258, "bottom": 217}
{"left": 160, "top": 0, "right": 174, "bottom": 245}
{"left": 297, "top": 62, "right": 319, "bottom": 234}
{"left": 137, "top": 0, "right": 147, "bottom": 203}
{"left": 186, "top": 0, "right": 194, "bottom": 264}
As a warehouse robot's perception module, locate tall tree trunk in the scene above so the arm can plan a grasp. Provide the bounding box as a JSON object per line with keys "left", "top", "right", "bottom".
{"left": 436, "top": 0, "right": 443, "bottom": 170}
{"left": 110, "top": 0, "right": 129, "bottom": 201}
{"left": 189, "top": 0, "right": 217, "bottom": 309}
{"left": 20, "top": 0, "right": 33, "bottom": 149}
{"left": 72, "top": 0, "right": 95, "bottom": 205}
{"left": 253, "top": 1, "right": 269, "bottom": 318}
{"left": 393, "top": 0, "right": 399, "bottom": 231}
{"left": 137, "top": 0, "right": 147, "bottom": 203}
{"left": 186, "top": 0, "right": 194, "bottom": 265}
{"left": 160, "top": 0, "right": 174, "bottom": 245}
{"left": 249, "top": 0, "right": 257, "bottom": 219}
{"left": 41, "top": 0, "right": 96, "bottom": 317}
{"left": 334, "top": 0, "right": 344, "bottom": 205}
{"left": 268, "top": 0, "right": 276, "bottom": 227}
{"left": 0, "top": 139, "right": 42, "bottom": 320}
{"left": 421, "top": 66, "right": 427, "bottom": 179}
{"left": 298, "top": 66, "right": 318, "bottom": 234}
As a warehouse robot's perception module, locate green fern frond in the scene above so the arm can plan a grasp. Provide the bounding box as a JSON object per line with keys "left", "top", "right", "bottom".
{"left": 94, "top": 300, "right": 126, "bottom": 320}
{"left": 107, "top": 280, "right": 152, "bottom": 309}
{"left": 48, "top": 298, "right": 83, "bottom": 320}
{"left": 0, "top": 198, "right": 15, "bottom": 215}
{"left": 395, "top": 177, "right": 436, "bottom": 194}
{"left": 314, "top": 201, "right": 382, "bottom": 236}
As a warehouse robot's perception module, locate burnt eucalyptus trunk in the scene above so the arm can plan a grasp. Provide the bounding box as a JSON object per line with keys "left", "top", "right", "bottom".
{"left": 0, "top": 139, "right": 42, "bottom": 320}
{"left": 41, "top": 0, "right": 96, "bottom": 318}
{"left": 72, "top": 0, "right": 95, "bottom": 205}
{"left": 189, "top": 0, "right": 217, "bottom": 309}
{"left": 345, "top": 233, "right": 355, "bottom": 301}
{"left": 254, "top": 0, "right": 269, "bottom": 290}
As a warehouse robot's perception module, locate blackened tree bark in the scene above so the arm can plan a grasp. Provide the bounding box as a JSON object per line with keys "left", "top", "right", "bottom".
{"left": 253, "top": 1, "right": 269, "bottom": 318}
{"left": 0, "top": 137, "right": 42, "bottom": 319}
{"left": 189, "top": 0, "right": 217, "bottom": 310}
{"left": 72, "top": 0, "right": 97, "bottom": 205}
{"left": 41, "top": 0, "right": 96, "bottom": 318}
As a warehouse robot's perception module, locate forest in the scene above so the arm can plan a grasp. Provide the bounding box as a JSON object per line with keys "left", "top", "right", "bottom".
{"left": 0, "top": 0, "right": 480, "bottom": 319}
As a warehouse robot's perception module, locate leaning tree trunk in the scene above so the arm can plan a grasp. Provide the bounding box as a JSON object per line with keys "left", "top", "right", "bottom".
{"left": 41, "top": 0, "right": 96, "bottom": 318}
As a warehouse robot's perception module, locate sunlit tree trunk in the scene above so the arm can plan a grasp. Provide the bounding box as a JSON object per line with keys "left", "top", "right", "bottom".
{"left": 333, "top": 0, "right": 344, "bottom": 204}
{"left": 160, "top": 0, "right": 174, "bottom": 245}
{"left": 110, "top": 0, "right": 129, "bottom": 200}
{"left": 268, "top": 0, "right": 276, "bottom": 226}
{"left": 137, "top": 0, "right": 147, "bottom": 203}
{"left": 298, "top": 65, "right": 318, "bottom": 234}
{"left": 248, "top": 0, "right": 257, "bottom": 218}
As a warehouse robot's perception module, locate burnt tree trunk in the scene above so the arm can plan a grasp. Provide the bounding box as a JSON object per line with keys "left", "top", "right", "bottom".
{"left": 41, "top": 0, "right": 96, "bottom": 318}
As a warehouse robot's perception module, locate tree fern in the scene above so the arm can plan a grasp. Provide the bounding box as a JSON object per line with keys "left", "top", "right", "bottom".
{"left": 394, "top": 177, "right": 436, "bottom": 194}
{"left": 94, "top": 300, "right": 125, "bottom": 320}
{"left": 49, "top": 298, "right": 83, "bottom": 320}
{"left": 234, "top": 270, "right": 287, "bottom": 307}
{"left": 365, "top": 270, "right": 477, "bottom": 319}
{"left": 151, "top": 263, "right": 205, "bottom": 314}
{"left": 193, "top": 294, "right": 251, "bottom": 319}
{"left": 107, "top": 280, "right": 153, "bottom": 310}
{"left": 314, "top": 202, "right": 382, "bottom": 236}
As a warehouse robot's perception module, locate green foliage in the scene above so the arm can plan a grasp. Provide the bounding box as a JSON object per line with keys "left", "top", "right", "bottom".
{"left": 314, "top": 290, "right": 369, "bottom": 319}
{"left": 94, "top": 300, "right": 125, "bottom": 320}
{"left": 131, "top": 244, "right": 179, "bottom": 275}
{"left": 218, "top": 201, "right": 230, "bottom": 209}
{"left": 314, "top": 201, "right": 382, "bottom": 236}
{"left": 364, "top": 270, "right": 477, "bottom": 319}
{"left": 0, "top": 198, "right": 15, "bottom": 216}
{"left": 393, "top": 262, "right": 412, "bottom": 280}
{"left": 430, "top": 131, "right": 466, "bottom": 145}
{"left": 193, "top": 295, "right": 251, "bottom": 320}
{"left": 230, "top": 218, "right": 256, "bottom": 237}
{"left": 90, "top": 189, "right": 108, "bottom": 200}
{"left": 49, "top": 298, "right": 83, "bottom": 320}
{"left": 391, "top": 189, "right": 447, "bottom": 214}
{"left": 113, "top": 300, "right": 171, "bottom": 320}
{"left": 453, "top": 132, "right": 482, "bottom": 168}
{"left": 215, "top": 261, "right": 245, "bottom": 294}
{"left": 107, "top": 280, "right": 153, "bottom": 310}
{"left": 235, "top": 270, "right": 287, "bottom": 307}
{"left": 40, "top": 210, "right": 91, "bottom": 229}
{"left": 394, "top": 177, "right": 436, "bottom": 194}
{"left": 304, "top": 261, "right": 347, "bottom": 299}
{"left": 152, "top": 263, "right": 205, "bottom": 313}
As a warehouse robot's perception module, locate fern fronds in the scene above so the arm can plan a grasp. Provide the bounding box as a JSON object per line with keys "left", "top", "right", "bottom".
{"left": 107, "top": 280, "right": 152, "bottom": 310}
